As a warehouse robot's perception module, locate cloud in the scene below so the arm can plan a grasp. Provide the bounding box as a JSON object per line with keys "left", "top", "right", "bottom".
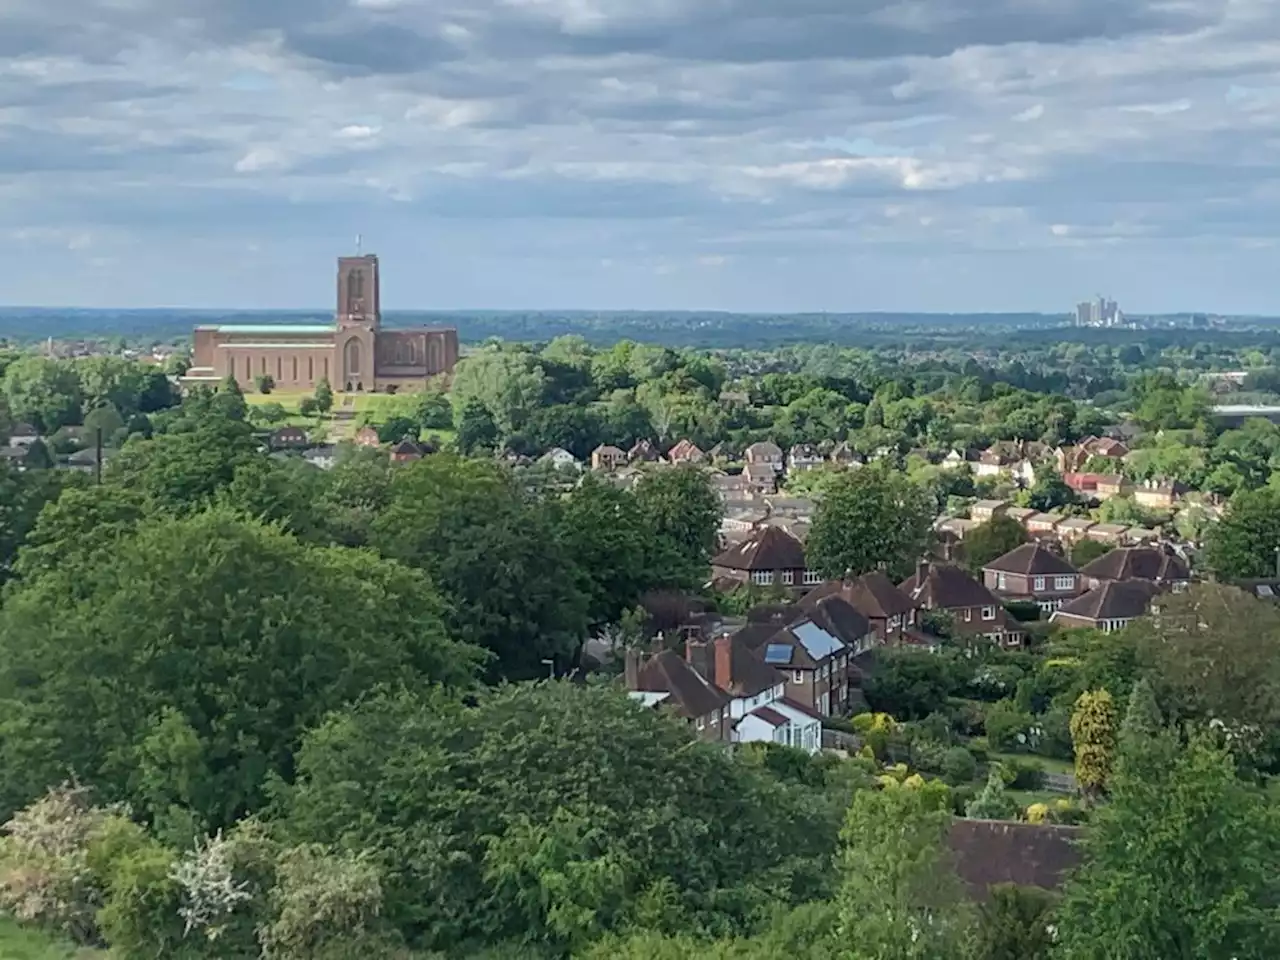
{"left": 3, "top": 0, "right": 1280, "bottom": 312}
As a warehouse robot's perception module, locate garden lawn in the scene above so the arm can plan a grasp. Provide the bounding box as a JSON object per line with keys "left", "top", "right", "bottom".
{"left": 988, "top": 751, "right": 1075, "bottom": 777}
{"left": 0, "top": 918, "right": 103, "bottom": 959}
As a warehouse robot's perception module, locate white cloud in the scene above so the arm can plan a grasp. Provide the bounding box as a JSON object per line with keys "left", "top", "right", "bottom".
{"left": 1013, "top": 103, "right": 1044, "bottom": 122}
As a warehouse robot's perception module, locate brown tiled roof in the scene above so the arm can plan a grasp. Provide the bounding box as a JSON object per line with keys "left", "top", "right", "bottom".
{"left": 634, "top": 650, "right": 728, "bottom": 720}
{"left": 948, "top": 820, "right": 1083, "bottom": 900}
{"left": 802, "top": 572, "right": 917, "bottom": 619}
{"left": 984, "top": 543, "right": 1078, "bottom": 576}
{"left": 779, "top": 696, "right": 824, "bottom": 721}
{"left": 801, "top": 595, "right": 872, "bottom": 648}
{"left": 717, "top": 635, "right": 786, "bottom": 698}
{"left": 391, "top": 438, "right": 423, "bottom": 456}
{"left": 593, "top": 444, "right": 625, "bottom": 457}
{"left": 712, "top": 525, "right": 806, "bottom": 571}
{"left": 1079, "top": 546, "right": 1190, "bottom": 583}
{"left": 901, "top": 562, "right": 1003, "bottom": 610}
{"left": 1054, "top": 579, "right": 1158, "bottom": 622}
{"left": 746, "top": 441, "right": 783, "bottom": 459}
{"left": 748, "top": 705, "right": 789, "bottom": 727}
{"left": 668, "top": 439, "right": 704, "bottom": 461}
{"left": 744, "top": 462, "right": 776, "bottom": 482}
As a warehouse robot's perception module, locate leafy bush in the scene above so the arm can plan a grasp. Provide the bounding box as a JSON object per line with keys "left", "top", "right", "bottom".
{"left": 909, "top": 739, "right": 947, "bottom": 775}
{"left": 998, "top": 758, "right": 1046, "bottom": 792}
{"left": 983, "top": 700, "right": 1035, "bottom": 751}
{"left": 967, "top": 737, "right": 991, "bottom": 763}
{"left": 941, "top": 748, "right": 978, "bottom": 786}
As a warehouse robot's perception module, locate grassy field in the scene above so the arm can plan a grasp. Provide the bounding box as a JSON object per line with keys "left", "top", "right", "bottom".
{"left": 989, "top": 751, "right": 1075, "bottom": 777}
{"left": 0, "top": 919, "right": 101, "bottom": 959}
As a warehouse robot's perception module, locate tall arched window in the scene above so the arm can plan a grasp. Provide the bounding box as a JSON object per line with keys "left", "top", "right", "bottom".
{"left": 293, "top": 357, "right": 298, "bottom": 382}
{"left": 344, "top": 339, "right": 361, "bottom": 381}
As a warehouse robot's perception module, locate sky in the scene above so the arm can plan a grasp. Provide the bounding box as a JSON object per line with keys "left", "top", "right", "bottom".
{"left": 3, "top": 0, "right": 1280, "bottom": 313}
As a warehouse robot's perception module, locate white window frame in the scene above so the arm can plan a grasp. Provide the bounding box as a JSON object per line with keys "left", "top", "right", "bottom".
{"left": 1033, "top": 576, "right": 1046, "bottom": 591}
{"left": 792, "top": 670, "right": 804, "bottom": 684}
{"left": 751, "top": 570, "right": 774, "bottom": 585}
{"left": 781, "top": 569, "right": 795, "bottom": 585}
{"left": 997, "top": 572, "right": 1007, "bottom": 590}
{"left": 963, "top": 608, "right": 972, "bottom": 622}
{"left": 981, "top": 606, "right": 997, "bottom": 621}
{"left": 1054, "top": 575, "right": 1075, "bottom": 590}
{"left": 802, "top": 570, "right": 822, "bottom": 585}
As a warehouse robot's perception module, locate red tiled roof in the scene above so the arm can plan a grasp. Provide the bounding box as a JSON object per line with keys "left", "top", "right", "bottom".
{"left": 748, "top": 705, "right": 789, "bottom": 727}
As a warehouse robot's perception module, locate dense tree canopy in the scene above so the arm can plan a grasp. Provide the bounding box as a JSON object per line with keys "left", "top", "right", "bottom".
{"left": 0, "top": 508, "right": 480, "bottom": 830}
{"left": 807, "top": 466, "right": 934, "bottom": 580}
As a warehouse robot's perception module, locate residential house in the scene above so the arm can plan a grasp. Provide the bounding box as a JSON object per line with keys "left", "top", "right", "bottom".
{"left": 539, "top": 447, "right": 581, "bottom": 471}
{"left": 1050, "top": 579, "right": 1159, "bottom": 633}
{"left": 390, "top": 439, "right": 424, "bottom": 464}
{"left": 1055, "top": 517, "right": 1097, "bottom": 542}
{"left": 268, "top": 426, "right": 310, "bottom": 450}
{"left": 721, "top": 505, "right": 769, "bottom": 536}
{"left": 1132, "top": 478, "right": 1184, "bottom": 510}
{"left": 970, "top": 499, "right": 1009, "bottom": 523}
{"left": 711, "top": 525, "right": 813, "bottom": 591}
{"left": 667, "top": 439, "right": 706, "bottom": 464}
{"left": 935, "top": 517, "right": 980, "bottom": 541}
{"left": 8, "top": 423, "right": 39, "bottom": 448}
{"left": 803, "top": 572, "right": 920, "bottom": 643}
{"left": 0, "top": 446, "right": 27, "bottom": 470}
{"left": 64, "top": 447, "right": 113, "bottom": 474}
{"left": 1124, "top": 527, "right": 1160, "bottom": 543}
{"left": 303, "top": 445, "right": 339, "bottom": 470}
{"left": 625, "top": 648, "right": 731, "bottom": 742}
{"left": 1083, "top": 523, "right": 1130, "bottom": 544}
{"left": 1077, "top": 545, "right": 1192, "bottom": 590}
{"left": 974, "top": 447, "right": 1016, "bottom": 478}
{"left": 711, "top": 471, "right": 752, "bottom": 502}
{"left": 941, "top": 448, "right": 975, "bottom": 470}
{"left": 706, "top": 442, "right": 739, "bottom": 465}
{"left": 1025, "top": 512, "right": 1063, "bottom": 538}
{"left": 740, "top": 615, "right": 855, "bottom": 716}
{"left": 698, "top": 633, "right": 823, "bottom": 753}
{"left": 743, "top": 462, "right": 778, "bottom": 495}
{"left": 1005, "top": 507, "right": 1036, "bottom": 526}
{"left": 830, "top": 441, "right": 864, "bottom": 468}
{"left": 983, "top": 543, "right": 1084, "bottom": 612}
{"left": 948, "top": 821, "right": 1083, "bottom": 901}
{"left": 787, "top": 444, "right": 825, "bottom": 474}
{"left": 354, "top": 425, "right": 381, "bottom": 447}
{"left": 590, "top": 444, "right": 628, "bottom": 472}
{"left": 1064, "top": 472, "right": 1126, "bottom": 501}
{"left": 763, "top": 496, "right": 816, "bottom": 520}
{"left": 900, "top": 561, "right": 1027, "bottom": 646}
{"left": 628, "top": 438, "right": 662, "bottom": 463}
{"left": 744, "top": 441, "right": 785, "bottom": 474}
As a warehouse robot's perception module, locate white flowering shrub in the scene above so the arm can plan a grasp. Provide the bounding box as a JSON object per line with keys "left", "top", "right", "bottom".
{"left": 170, "top": 829, "right": 254, "bottom": 941}
{"left": 0, "top": 782, "right": 124, "bottom": 943}
{"left": 258, "top": 844, "right": 387, "bottom": 959}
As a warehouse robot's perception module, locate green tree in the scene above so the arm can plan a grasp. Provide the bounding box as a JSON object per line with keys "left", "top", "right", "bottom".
{"left": 214, "top": 374, "right": 248, "bottom": 420}
{"left": 1118, "top": 677, "right": 1163, "bottom": 753}
{"left": 836, "top": 786, "right": 970, "bottom": 959}
{"left": 375, "top": 415, "right": 418, "bottom": 444}
{"left": 255, "top": 374, "right": 275, "bottom": 395}
{"left": 963, "top": 514, "right": 1028, "bottom": 572}
{"left": 972, "top": 884, "right": 1056, "bottom": 960}
{"left": 1069, "top": 537, "right": 1110, "bottom": 567}
{"left": 21, "top": 437, "right": 54, "bottom": 470}
{"left": 83, "top": 401, "right": 126, "bottom": 441}
{"left": 0, "top": 508, "right": 480, "bottom": 827}
{"left": 275, "top": 684, "right": 838, "bottom": 954}
{"left": 1024, "top": 467, "right": 1075, "bottom": 512}
{"left": 1055, "top": 736, "right": 1280, "bottom": 960}
{"left": 806, "top": 465, "right": 934, "bottom": 580}
{"left": 313, "top": 378, "right": 334, "bottom": 414}
{"left": 370, "top": 453, "right": 588, "bottom": 679}
{"left": 451, "top": 347, "right": 548, "bottom": 434}
{"left": 1204, "top": 486, "right": 1280, "bottom": 578}
{"left": 632, "top": 465, "right": 722, "bottom": 581}
{"left": 416, "top": 390, "right": 453, "bottom": 430}
{"left": 455, "top": 398, "right": 499, "bottom": 454}
{"left": 1070, "top": 689, "right": 1118, "bottom": 800}
{"left": 965, "top": 769, "right": 1019, "bottom": 820}
{"left": 0, "top": 462, "right": 66, "bottom": 584}
{"left": 2, "top": 356, "right": 84, "bottom": 433}
{"left": 107, "top": 415, "right": 259, "bottom": 511}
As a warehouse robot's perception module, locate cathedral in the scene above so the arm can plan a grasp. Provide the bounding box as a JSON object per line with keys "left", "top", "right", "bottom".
{"left": 183, "top": 254, "right": 459, "bottom": 393}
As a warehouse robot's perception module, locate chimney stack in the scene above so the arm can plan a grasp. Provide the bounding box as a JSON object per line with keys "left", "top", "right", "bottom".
{"left": 624, "top": 648, "right": 642, "bottom": 691}
{"left": 714, "top": 634, "right": 733, "bottom": 691}
{"left": 686, "top": 634, "right": 713, "bottom": 682}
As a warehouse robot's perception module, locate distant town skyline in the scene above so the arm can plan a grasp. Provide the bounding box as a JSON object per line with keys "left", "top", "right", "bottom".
{"left": 5, "top": 1, "right": 1280, "bottom": 313}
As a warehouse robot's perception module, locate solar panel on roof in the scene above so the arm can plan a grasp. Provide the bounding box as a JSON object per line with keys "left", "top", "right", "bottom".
{"left": 764, "top": 643, "right": 794, "bottom": 664}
